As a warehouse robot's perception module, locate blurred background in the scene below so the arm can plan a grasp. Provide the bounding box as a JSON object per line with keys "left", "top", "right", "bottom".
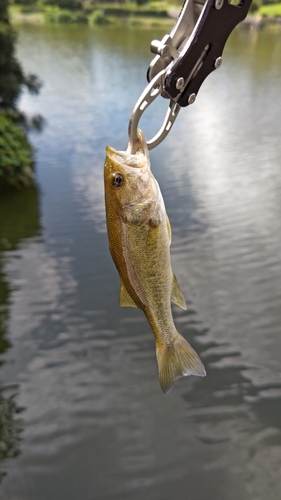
{"left": 0, "top": 2, "right": 281, "bottom": 499}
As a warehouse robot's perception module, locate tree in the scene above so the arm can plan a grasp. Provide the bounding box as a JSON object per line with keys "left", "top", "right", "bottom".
{"left": 0, "top": 0, "right": 41, "bottom": 189}
{"left": 0, "top": 1, "right": 41, "bottom": 110}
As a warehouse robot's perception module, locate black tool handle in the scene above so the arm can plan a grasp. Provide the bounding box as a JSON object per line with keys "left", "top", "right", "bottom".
{"left": 165, "top": 0, "right": 253, "bottom": 107}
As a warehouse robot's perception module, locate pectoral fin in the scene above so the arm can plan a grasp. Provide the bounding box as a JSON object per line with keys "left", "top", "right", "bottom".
{"left": 171, "top": 274, "right": 187, "bottom": 310}
{"left": 119, "top": 280, "right": 138, "bottom": 308}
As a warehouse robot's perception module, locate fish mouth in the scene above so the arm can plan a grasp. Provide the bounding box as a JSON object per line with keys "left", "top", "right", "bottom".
{"left": 106, "top": 129, "right": 150, "bottom": 171}
{"left": 126, "top": 128, "right": 149, "bottom": 158}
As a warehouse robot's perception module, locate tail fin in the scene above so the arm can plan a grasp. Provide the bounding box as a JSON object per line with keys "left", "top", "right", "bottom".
{"left": 156, "top": 333, "right": 206, "bottom": 394}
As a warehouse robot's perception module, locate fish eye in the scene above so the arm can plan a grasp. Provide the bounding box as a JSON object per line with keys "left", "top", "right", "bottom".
{"left": 111, "top": 173, "right": 124, "bottom": 188}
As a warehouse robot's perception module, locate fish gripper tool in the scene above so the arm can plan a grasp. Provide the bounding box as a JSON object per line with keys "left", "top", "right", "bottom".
{"left": 128, "top": 0, "right": 253, "bottom": 153}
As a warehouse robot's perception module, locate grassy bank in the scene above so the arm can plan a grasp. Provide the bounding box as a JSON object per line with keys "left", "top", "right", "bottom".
{"left": 9, "top": 2, "right": 176, "bottom": 26}
{"left": 9, "top": 2, "right": 281, "bottom": 27}
{"left": 258, "top": 2, "right": 281, "bottom": 16}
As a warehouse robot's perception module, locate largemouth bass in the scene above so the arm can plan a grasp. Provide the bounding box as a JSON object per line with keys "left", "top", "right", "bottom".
{"left": 104, "top": 130, "right": 205, "bottom": 393}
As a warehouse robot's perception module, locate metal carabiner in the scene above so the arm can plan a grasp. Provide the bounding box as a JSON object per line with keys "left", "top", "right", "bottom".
{"left": 127, "top": 70, "right": 181, "bottom": 154}
{"left": 127, "top": 0, "right": 200, "bottom": 153}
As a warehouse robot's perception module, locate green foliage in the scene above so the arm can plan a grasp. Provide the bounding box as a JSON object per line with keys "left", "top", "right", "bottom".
{"left": 44, "top": 0, "right": 82, "bottom": 10}
{"left": 0, "top": 0, "right": 9, "bottom": 22}
{"left": 13, "top": 0, "right": 37, "bottom": 6}
{"left": 0, "top": 13, "right": 41, "bottom": 110}
{"left": 249, "top": 0, "right": 261, "bottom": 11}
{"left": 0, "top": 0, "right": 41, "bottom": 189}
{"left": 103, "top": 5, "right": 167, "bottom": 16}
{"left": 88, "top": 8, "right": 110, "bottom": 24}
{"left": 44, "top": 6, "right": 87, "bottom": 21}
{"left": 0, "top": 22, "right": 25, "bottom": 108}
{"left": 259, "top": 1, "right": 281, "bottom": 13}
{"left": 0, "top": 113, "right": 34, "bottom": 189}
{"left": 135, "top": 0, "right": 147, "bottom": 6}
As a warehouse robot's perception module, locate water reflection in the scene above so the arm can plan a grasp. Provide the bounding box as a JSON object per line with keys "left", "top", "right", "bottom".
{"left": 0, "top": 23, "right": 280, "bottom": 500}
{"left": 181, "top": 347, "right": 281, "bottom": 499}
{"left": 0, "top": 185, "right": 41, "bottom": 482}
{"left": 160, "top": 30, "right": 281, "bottom": 495}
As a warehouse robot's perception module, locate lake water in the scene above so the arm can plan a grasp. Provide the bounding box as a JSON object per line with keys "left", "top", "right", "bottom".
{"left": 0, "top": 21, "right": 281, "bottom": 500}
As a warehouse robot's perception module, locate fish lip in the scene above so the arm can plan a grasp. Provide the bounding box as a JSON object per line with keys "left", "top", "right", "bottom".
{"left": 106, "top": 130, "right": 150, "bottom": 172}
{"left": 126, "top": 129, "right": 149, "bottom": 159}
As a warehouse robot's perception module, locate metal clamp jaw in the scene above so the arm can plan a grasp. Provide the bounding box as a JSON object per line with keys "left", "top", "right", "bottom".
{"left": 128, "top": 0, "right": 252, "bottom": 153}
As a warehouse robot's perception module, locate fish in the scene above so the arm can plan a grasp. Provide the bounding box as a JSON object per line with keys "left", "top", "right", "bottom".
{"left": 104, "top": 129, "right": 206, "bottom": 393}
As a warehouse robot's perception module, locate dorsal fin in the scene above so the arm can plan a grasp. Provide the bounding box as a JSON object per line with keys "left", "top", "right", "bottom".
{"left": 119, "top": 279, "right": 138, "bottom": 308}
{"left": 171, "top": 274, "right": 187, "bottom": 310}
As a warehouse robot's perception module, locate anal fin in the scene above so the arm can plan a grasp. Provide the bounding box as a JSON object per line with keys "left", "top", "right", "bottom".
{"left": 119, "top": 280, "right": 138, "bottom": 308}
{"left": 171, "top": 274, "right": 187, "bottom": 310}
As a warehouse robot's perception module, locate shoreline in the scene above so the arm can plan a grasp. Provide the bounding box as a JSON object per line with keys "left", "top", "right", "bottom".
{"left": 243, "top": 13, "right": 281, "bottom": 27}
{"left": 9, "top": 5, "right": 174, "bottom": 27}
{"left": 9, "top": 5, "right": 281, "bottom": 28}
